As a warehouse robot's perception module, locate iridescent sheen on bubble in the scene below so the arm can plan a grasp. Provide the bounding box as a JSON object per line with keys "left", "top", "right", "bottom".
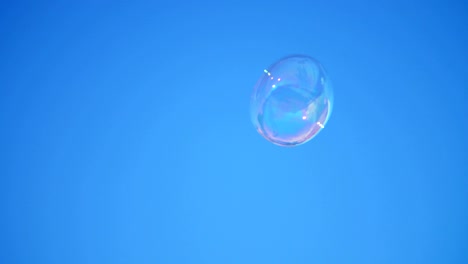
{"left": 250, "top": 55, "right": 333, "bottom": 147}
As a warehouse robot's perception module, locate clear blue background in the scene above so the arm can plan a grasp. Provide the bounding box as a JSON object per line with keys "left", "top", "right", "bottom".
{"left": 1, "top": 0, "right": 467, "bottom": 263}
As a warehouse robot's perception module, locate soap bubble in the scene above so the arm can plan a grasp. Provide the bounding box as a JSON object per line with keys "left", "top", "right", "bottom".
{"left": 250, "top": 55, "right": 333, "bottom": 147}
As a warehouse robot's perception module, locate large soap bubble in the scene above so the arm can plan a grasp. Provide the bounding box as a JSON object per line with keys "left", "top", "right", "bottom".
{"left": 250, "top": 55, "right": 333, "bottom": 147}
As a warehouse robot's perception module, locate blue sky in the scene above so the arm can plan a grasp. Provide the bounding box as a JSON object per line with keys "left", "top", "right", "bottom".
{"left": 1, "top": 0, "right": 467, "bottom": 263}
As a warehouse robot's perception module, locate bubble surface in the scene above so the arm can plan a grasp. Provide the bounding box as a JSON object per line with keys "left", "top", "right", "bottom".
{"left": 250, "top": 55, "right": 333, "bottom": 147}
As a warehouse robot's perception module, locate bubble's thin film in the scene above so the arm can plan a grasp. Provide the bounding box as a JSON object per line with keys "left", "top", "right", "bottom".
{"left": 250, "top": 55, "right": 333, "bottom": 147}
